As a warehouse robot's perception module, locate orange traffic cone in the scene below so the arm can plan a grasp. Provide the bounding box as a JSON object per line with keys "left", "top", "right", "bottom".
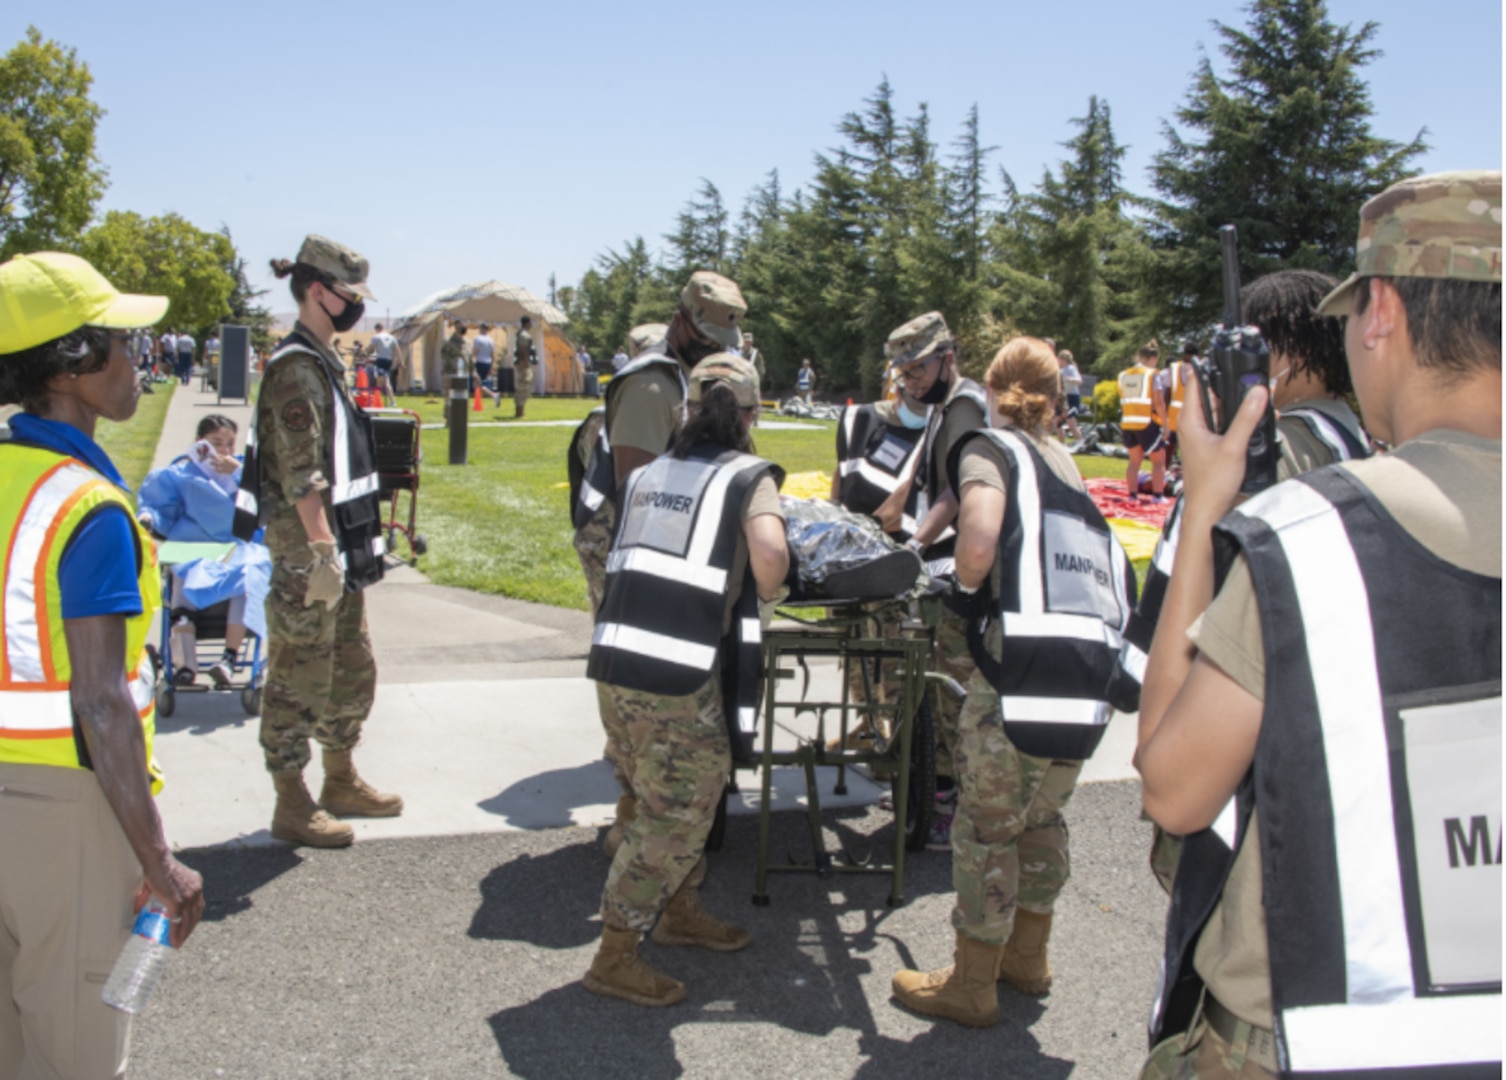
{"left": 354, "top": 365, "right": 371, "bottom": 408}
{"left": 372, "top": 384, "right": 385, "bottom": 408}
{"left": 472, "top": 382, "right": 483, "bottom": 411}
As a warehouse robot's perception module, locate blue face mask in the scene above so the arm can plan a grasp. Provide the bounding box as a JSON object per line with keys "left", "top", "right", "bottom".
{"left": 896, "top": 399, "right": 927, "bottom": 430}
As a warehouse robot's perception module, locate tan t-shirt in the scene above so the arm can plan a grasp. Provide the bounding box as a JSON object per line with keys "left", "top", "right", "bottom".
{"left": 929, "top": 390, "right": 987, "bottom": 497}
{"left": 1276, "top": 397, "right": 1366, "bottom": 480}
{"left": 607, "top": 366, "right": 685, "bottom": 456}
{"left": 1189, "top": 428, "right": 1502, "bottom": 1028}
{"left": 725, "top": 475, "right": 783, "bottom": 631}
{"left": 957, "top": 429, "right": 1083, "bottom": 600}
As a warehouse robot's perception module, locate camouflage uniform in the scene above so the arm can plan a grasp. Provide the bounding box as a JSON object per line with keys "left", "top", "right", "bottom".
{"left": 440, "top": 330, "right": 468, "bottom": 424}
{"left": 930, "top": 611, "right": 972, "bottom": 781}
{"left": 950, "top": 619, "right": 1082, "bottom": 945}
{"left": 256, "top": 324, "right": 378, "bottom": 773}
{"left": 513, "top": 328, "right": 535, "bottom": 409}
{"left": 573, "top": 497, "right": 632, "bottom": 797}
{"left": 1140, "top": 1017, "right": 1279, "bottom": 1079}
{"left": 599, "top": 675, "right": 730, "bottom": 932}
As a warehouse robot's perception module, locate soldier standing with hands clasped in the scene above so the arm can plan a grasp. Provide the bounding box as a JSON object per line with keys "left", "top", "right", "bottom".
{"left": 513, "top": 315, "right": 536, "bottom": 418}
{"left": 238, "top": 235, "right": 403, "bottom": 848}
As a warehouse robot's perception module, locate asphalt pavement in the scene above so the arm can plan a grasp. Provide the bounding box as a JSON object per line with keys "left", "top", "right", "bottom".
{"left": 129, "top": 380, "right": 1167, "bottom": 1078}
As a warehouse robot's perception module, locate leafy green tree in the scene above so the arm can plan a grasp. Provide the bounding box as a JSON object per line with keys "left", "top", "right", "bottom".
{"left": 0, "top": 27, "right": 107, "bottom": 259}
{"left": 663, "top": 179, "right": 731, "bottom": 280}
{"left": 569, "top": 236, "right": 655, "bottom": 360}
{"left": 1143, "top": 0, "right": 1426, "bottom": 335}
{"left": 77, "top": 211, "right": 235, "bottom": 337}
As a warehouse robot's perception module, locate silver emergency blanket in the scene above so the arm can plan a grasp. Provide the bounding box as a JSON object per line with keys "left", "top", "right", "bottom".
{"left": 781, "top": 497, "right": 926, "bottom": 601}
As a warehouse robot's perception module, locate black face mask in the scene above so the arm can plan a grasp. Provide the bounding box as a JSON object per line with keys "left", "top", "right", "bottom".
{"left": 321, "top": 292, "right": 365, "bottom": 334}
{"left": 918, "top": 357, "right": 952, "bottom": 405}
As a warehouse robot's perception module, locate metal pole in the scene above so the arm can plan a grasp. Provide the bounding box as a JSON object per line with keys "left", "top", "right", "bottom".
{"left": 447, "top": 375, "right": 468, "bottom": 465}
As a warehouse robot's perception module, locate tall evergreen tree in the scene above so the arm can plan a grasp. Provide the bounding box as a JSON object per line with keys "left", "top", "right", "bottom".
{"left": 1143, "top": 0, "right": 1425, "bottom": 335}
{"left": 663, "top": 179, "right": 730, "bottom": 280}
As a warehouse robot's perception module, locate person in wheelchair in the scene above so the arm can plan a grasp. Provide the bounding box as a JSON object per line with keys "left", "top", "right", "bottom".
{"left": 138, "top": 414, "right": 269, "bottom": 689}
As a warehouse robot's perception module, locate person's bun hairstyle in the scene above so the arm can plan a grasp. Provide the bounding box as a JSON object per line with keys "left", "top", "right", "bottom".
{"left": 984, "top": 336, "right": 1060, "bottom": 432}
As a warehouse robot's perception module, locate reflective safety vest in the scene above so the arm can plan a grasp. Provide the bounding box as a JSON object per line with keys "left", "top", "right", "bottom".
{"left": 569, "top": 352, "right": 688, "bottom": 531}
{"left": 587, "top": 446, "right": 782, "bottom": 763}
{"left": 835, "top": 403, "right": 924, "bottom": 541}
{"left": 915, "top": 378, "right": 985, "bottom": 575}
{"left": 234, "top": 330, "right": 386, "bottom": 591}
{"left": 0, "top": 444, "right": 162, "bottom": 792}
{"left": 1118, "top": 364, "right": 1157, "bottom": 430}
{"left": 1118, "top": 403, "right": 1372, "bottom": 697}
{"left": 946, "top": 429, "right": 1139, "bottom": 760}
{"left": 1151, "top": 467, "right": 1502, "bottom": 1078}
{"left": 1165, "top": 361, "right": 1189, "bottom": 433}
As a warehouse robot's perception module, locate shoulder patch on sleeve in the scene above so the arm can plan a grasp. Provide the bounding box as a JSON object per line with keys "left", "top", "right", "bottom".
{"left": 281, "top": 399, "right": 315, "bottom": 432}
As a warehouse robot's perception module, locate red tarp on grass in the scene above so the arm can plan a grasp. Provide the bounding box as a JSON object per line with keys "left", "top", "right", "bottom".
{"left": 1085, "top": 478, "right": 1174, "bottom": 530}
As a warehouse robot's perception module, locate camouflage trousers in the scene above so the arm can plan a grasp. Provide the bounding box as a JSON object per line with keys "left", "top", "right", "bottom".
{"left": 600, "top": 676, "right": 730, "bottom": 932}
{"left": 259, "top": 547, "right": 376, "bottom": 774}
{"left": 574, "top": 502, "right": 631, "bottom": 799}
{"left": 951, "top": 664, "right": 1083, "bottom": 945}
{"left": 1140, "top": 1016, "right": 1279, "bottom": 1079}
{"left": 931, "top": 610, "right": 978, "bottom": 781}
{"left": 514, "top": 363, "right": 533, "bottom": 406}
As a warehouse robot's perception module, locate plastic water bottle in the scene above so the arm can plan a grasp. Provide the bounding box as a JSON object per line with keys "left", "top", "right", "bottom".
{"left": 101, "top": 900, "right": 174, "bottom": 1014}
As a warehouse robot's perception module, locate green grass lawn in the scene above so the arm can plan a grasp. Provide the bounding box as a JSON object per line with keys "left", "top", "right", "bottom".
{"left": 411, "top": 406, "right": 1154, "bottom": 609}
{"left": 96, "top": 382, "right": 175, "bottom": 490}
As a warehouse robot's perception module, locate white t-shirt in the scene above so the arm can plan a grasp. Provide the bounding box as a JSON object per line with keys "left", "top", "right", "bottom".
{"left": 472, "top": 335, "right": 495, "bottom": 366}
{"left": 1060, "top": 363, "right": 1082, "bottom": 392}
{"left": 370, "top": 331, "right": 397, "bottom": 361}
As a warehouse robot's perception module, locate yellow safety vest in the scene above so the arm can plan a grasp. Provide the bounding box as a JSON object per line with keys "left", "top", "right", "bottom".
{"left": 1118, "top": 364, "right": 1156, "bottom": 431}
{"left": 1166, "top": 361, "right": 1188, "bottom": 433}
{"left": 0, "top": 444, "right": 162, "bottom": 792}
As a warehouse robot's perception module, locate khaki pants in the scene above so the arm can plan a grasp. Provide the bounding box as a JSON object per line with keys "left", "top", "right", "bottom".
{"left": 0, "top": 763, "right": 141, "bottom": 1080}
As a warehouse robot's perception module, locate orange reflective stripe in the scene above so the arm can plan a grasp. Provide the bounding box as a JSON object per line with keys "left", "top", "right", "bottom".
{"left": 0, "top": 457, "right": 77, "bottom": 684}
{"left": 0, "top": 727, "right": 74, "bottom": 740}
{"left": 0, "top": 680, "right": 71, "bottom": 692}
{"left": 31, "top": 476, "right": 109, "bottom": 684}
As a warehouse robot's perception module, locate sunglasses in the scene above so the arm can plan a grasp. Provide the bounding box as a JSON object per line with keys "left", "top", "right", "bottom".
{"left": 895, "top": 352, "right": 941, "bottom": 382}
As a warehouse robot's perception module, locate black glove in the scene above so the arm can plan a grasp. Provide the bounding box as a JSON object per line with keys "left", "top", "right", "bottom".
{"left": 943, "top": 578, "right": 991, "bottom": 619}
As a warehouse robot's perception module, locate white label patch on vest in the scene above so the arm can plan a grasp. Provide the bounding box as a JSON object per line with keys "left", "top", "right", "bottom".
{"left": 871, "top": 434, "right": 910, "bottom": 472}
{"left": 1399, "top": 694, "right": 1501, "bottom": 990}
{"left": 617, "top": 459, "right": 715, "bottom": 557}
{"left": 1042, "top": 511, "right": 1125, "bottom": 626}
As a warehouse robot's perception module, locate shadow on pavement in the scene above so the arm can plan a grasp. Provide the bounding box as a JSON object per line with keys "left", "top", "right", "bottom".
{"left": 478, "top": 761, "right": 619, "bottom": 829}
{"left": 154, "top": 686, "right": 259, "bottom": 736}
{"left": 178, "top": 843, "right": 304, "bottom": 922}
{"left": 468, "top": 841, "right": 605, "bottom": 949}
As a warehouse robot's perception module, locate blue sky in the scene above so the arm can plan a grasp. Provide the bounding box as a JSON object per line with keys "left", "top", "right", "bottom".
{"left": 6, "top": 1, "right": 1501, "bottom": 320}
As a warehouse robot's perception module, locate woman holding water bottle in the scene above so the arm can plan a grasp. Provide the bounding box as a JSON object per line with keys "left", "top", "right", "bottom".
{"left": 0, "top": 252, "right": 203, "bottom": 1078}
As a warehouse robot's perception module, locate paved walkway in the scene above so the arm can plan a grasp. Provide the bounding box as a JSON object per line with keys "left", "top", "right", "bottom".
{"left": 131, "top": 380, "right": 1164, "bottom": 1078}
{"left": 149, "top": 380, "right": 1140, "bottom": 851}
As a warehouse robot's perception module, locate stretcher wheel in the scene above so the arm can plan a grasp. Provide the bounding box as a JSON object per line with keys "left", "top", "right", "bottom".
{"left": 411, "top": 534, "right": 428, "bottom": 557}
{"left": 241, "top": 686, "right": 262, "bottom": 716}
{"left": 898, "top": 694, "right": 936, "bottom": 853}
{"left": 156, "top": 686, "right": 176, "bottom": 719}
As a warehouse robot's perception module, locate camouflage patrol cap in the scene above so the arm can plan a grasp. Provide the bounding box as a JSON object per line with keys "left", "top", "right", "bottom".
{"left": 679, "top": 271, "right": 745, "bottom": 350}
{"left": 885, "top": 311, "right": 953, "bottom": 369}
{"left": 296, "top": 234, "right": 376, "bottom": 301}
{"left": 1318, "top": 170, "right": 1503, "bottom": 317}
{"left": 688, "top": 352, "right": 760, "bottom": 408}
{"left": 627, "top": 322, "right": 669, "bottom": 358}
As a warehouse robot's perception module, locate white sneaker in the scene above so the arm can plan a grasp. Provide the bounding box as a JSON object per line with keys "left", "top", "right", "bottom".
{"left": 208, "top": 661, "right": 233, "bottom": 689}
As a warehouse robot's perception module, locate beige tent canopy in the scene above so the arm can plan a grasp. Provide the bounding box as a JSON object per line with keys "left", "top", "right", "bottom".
{"left": 394, "top": 281, "right": 580, "bottom": 394}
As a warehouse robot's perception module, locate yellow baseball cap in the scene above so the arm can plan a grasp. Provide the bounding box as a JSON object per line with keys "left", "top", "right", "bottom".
{"left": 0, "top": 252, "right": 169, "bottom": 355}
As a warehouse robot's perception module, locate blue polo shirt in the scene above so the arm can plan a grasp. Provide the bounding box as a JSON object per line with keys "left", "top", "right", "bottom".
{"left": 7, "top": 414, "right": 144, "bottom": 620}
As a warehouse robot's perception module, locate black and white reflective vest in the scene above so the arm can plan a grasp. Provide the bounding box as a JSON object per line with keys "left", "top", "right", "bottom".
{"left": 569, "top": 351, "right": 688, "bottom": 531}
{"left": 1119, "top": 401, "right": 1372, "bottom": 696}
{"left": 587, "top": 446, "right": 783, "bottom": 764}
{"left": 568, "top": 407, "right": 607, "bottom": 530}
{"left": 946, "top": 429, "right": 1138, "bottom": 760}
{"left": 915, "top": 378, "right": 986, "bottom": 575}
{"left": 232, "top": 329, "right": 386, "bottom": 591}
{"left": 1151, "top": 466, "right": 1501, "bottom": 1079}
{"left": 835, "top": 403, "right": 925, "bottom": 541}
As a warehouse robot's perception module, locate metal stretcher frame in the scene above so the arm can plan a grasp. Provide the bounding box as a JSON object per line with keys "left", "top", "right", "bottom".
{"left": 752, "top": 594, "right": 940, "bottom": 908}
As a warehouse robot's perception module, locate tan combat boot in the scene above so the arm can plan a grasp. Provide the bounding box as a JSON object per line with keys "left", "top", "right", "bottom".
{"left": 271, "top": 770, "right": 354, "bottom": 848}
{"left": 319, "top": 749, "right": 405, "bottom": 817}
{"left": 891, "top": 932, "right": 1005, "bottom": 1028}
{"left": 602, "top": 794, "right": 637, "bottom": 858}
{"left": 651, "top": 881, "right": 751, "bottom": 952}
{"left": 997, "top": 908, "right": 1054, "bottom": 995}
{"left": 582, "top": 926, "right": 687, "bottom": 1007}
